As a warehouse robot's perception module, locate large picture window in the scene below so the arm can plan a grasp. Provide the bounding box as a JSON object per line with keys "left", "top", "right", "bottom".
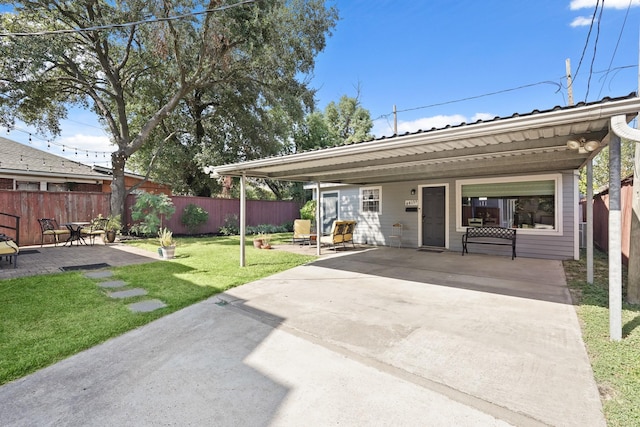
{"left": 360, "top": 186, "right": 381, "bottom": 213}
{"left": 457, "top": 175, "right": 561, "bottom": 233}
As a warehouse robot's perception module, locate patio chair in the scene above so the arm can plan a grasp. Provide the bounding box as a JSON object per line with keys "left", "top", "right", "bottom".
{"left": 342, "top": 220, "right": 356, "bottom": 248}
{"left": 37, "top": 218, "right": 70, "bottom": 247}
{"left": 389, "top": 222, "right": 402, "bottom": 247}
{"left": 292, "top": 219, "right": 312, "bottom": 245}
{"left": 81, "top": 217, "right": 108, "bottom": 246}
{"left": 320, "top": 220, "right": 346, "bottom": 251}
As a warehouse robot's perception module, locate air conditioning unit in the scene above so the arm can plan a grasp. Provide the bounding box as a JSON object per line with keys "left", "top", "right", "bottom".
{"left": 579, "top": 222, "right": 587, "bottom": 248}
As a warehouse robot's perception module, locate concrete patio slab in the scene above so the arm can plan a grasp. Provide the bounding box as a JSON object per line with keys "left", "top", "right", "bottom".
{"left": 0, "top": 247, "right": 604, "bottom": 426}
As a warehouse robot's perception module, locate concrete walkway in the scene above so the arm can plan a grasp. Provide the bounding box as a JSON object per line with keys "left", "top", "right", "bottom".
{"left": 0, "top": 248, "right": 605, "bottom": 426}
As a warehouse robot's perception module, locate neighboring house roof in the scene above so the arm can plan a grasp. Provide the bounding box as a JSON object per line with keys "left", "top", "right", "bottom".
{"left": 209, "top": 93, "right": 640, "bottom": 185}
{"left": 0, "top": 137, "right": 106, "bottom": 181}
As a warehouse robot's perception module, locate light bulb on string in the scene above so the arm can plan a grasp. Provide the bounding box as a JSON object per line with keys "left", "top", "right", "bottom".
{"left": 47, "top": 141, "right": 51, "bottom": 149}
{"left": 28, "top": 134, "right": 32, "bottom": 144}
{"left": 62, "top": 145, "right": 65, "bottom": 152}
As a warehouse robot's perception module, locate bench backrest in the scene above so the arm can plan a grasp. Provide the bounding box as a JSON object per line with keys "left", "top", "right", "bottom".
{"left": 466, "top": 226, "right": 516, "bottom": 240}
{"left": 328, "top": 220, "right": 346, "bottom": 244}
{"left": 342, "top": 221, "right": 356, "bottom": 242}
{"left": 293, "top": 219, "right": 311, "bottom": 238}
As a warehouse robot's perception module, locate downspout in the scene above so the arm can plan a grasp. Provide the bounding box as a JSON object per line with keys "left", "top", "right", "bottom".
{"left": 609, "top": 133, "right": 622, "bottom": 341}
{"left": 240, "top": 173, "right": 246, "bottom": 267}
{"left": 316, "top": 181, "right": 321, "bottom": 256}
{"left": 609, "top": 115, "right": 640, "bottom": 341}
{"left": 587, "top": 160, "right": 594, "bottom": 284}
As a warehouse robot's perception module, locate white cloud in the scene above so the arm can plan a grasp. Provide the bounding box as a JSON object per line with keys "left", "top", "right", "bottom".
{"left": 471, "top": 112, "right": 495, "bottom": 122}
{"left": 570, "top": 16, "right": 594, "bottom": 27}
{"left": 372, "top": 113, "right": 493, "bottom": 138}
{"left": 59, "top": 133, "right": 113, "bottom": 153}
{"left": 570, "top": 0, "right": 640, "bottom": 9}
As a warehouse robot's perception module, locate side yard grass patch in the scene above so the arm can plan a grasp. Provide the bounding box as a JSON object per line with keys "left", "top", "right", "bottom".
{"left": 0, "top": 235, "right": 314, "bottom": 386}
{"left": 563, "top": 250, "right": 640, "bottom": 427}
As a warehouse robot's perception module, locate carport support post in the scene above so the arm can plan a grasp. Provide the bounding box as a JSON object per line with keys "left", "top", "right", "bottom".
{"left": 316, "top": 181, "right": 321, "bottom": 256}
{"left": 240, "top": 173, "right": 246, "bottom": 267}
{"left": 609, "top": 134, "right": 622, "bottom": 341}
{"left": 587, "top": 159, "right": 594, "bottom": 284}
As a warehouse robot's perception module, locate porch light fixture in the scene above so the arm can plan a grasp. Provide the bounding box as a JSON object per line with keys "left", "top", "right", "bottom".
{"left": 566, "top": 137, "right": 600, "bottom": 154}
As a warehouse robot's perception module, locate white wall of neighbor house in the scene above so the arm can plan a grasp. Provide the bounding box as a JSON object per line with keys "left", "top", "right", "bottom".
{"left": 318, "top": 170, "right": 578, "bottom": 260}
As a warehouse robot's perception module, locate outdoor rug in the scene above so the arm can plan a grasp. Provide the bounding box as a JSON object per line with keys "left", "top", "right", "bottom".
{"left": 60, "top": 263, "right": 111, "bottom": 272}
{"left": 416, "top": 248, "right": 443, "bottom": 253}
{"left": 18, "top": 249, "right": 39, "bottom": 255}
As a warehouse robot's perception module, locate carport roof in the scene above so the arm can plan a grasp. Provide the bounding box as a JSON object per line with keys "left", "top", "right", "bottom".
{"left": 209, "top": 93, "right": 640, "bottom": 185}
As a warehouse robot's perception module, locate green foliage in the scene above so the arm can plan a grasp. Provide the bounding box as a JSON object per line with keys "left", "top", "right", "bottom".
{"left": 0, "top": 0, "right": 338, "bottom": 215}
{"left": 219, "top": 214, "right": 239, "bottom": 236}
{"left": 578, "top": 139, "right": 635, "bottom": 195}
{"left": 294, "top": 94, "right": 374, "bottom": 152}
{"left": 300, "top": 200, "right": 317, "bottom": 222}
{"left": 0, "top": 236, "right": 315, "bottom": 385}
{"left": 245, "top": 224, "right": 289, "bottom": 235}
{"left": 158, "top": 227, "right": 174, "bottom": 248}
{"left": 180, "top": 204, "right": 209, "bottom": 234}
{"left": 130, "top": 193, "right": 175, "bottom": 236}
{"left": 105, "top": 215, "right": 122, "bottom": 232}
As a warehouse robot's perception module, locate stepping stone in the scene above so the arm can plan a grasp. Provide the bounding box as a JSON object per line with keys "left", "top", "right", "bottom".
{"left": 85, "top": 270, "right": 113, "bottom": 279}
{"left": 98, "top": 280, "right": 127, "bottom": 289}
{"left": 128, "top": 299, "right": 167, "bottom": 313}
{"left": 108, "top": 288, "right": 147, "bottom": 299}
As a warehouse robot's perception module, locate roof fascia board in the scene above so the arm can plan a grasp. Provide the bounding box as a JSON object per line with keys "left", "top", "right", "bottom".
{"left": 212, "top": 97, "right": 640, "bottom": 175}
{"left": 0, "top": 169, "right": 107, "bottom": 181}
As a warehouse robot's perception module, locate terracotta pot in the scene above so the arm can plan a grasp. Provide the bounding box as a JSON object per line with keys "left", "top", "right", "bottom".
{"left": 261, "top": 244, "right": 272, "bottom": 249}
{"left": 104, "top": 230, "right": 117, "bottom": 243}
{"left": 253, "top": 239, "right": 263, "bottom": 248}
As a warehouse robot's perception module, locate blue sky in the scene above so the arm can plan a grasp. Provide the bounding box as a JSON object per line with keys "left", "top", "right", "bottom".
{"left": 5, "top": 0, "right": 640, "bottom": 166}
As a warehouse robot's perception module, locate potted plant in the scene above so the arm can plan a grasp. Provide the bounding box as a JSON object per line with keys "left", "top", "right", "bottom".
{"left": 158, "top": 227, "right": 176, "bottom": 259}
{"left": 253, "top": 234, "right": 263, "bottom": 248}
{"left": 104, "top": 214, "right": 122, "bottom": 243}
{"left": 259, "top": 232, "right": 272, "bottom": 249}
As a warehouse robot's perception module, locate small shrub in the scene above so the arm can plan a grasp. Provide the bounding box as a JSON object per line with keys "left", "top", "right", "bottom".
{"left": 300, "top": 200, "right": 316, "bottom": 222}
{"left": 219, "top": 214, "right": 239, "bottom": 236}
{"left": 181, "top": 204, "right": 209, "bottom": 234}
{"left": 130, "top": 193, "right": 175, "bottom": 236}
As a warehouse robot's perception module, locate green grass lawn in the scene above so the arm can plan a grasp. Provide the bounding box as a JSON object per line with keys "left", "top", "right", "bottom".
{"left": 563, "top": 250, "right": 640, "bottom": 427}
{"left": 0, "top": 234, "right": 314, "bottom": 386}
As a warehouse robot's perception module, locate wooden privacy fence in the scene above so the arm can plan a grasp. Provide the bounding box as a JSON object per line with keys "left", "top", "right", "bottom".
{"left": 580, "top": 176, "right": 634, "bottom": 266}
{"left": 123, "top": 195, "right": 302, "bottom": 236}
{"left": 0, "top": 190, "right": 302, "bottom": 246}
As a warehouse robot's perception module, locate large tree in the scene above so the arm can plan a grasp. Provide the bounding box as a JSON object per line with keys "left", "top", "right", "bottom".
{"left": 0, "top": 0, "right": 337, "bottom": 217}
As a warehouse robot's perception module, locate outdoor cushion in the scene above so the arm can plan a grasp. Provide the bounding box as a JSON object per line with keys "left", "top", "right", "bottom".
{"left": 0, "top": 240, "right": 19, "bottom": 268}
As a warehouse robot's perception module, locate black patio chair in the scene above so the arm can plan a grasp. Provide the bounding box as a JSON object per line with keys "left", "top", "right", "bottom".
{"left": 37, "top": 218, "right": 70, "bottom": 247}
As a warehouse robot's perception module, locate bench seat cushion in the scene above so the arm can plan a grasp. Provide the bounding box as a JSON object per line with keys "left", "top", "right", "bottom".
{"left": 0, "top": 240, "right": 19, "bottom": 255}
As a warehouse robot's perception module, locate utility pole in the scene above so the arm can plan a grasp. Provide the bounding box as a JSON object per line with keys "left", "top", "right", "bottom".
{"left": 566, "top": 58, "right": 574, "bottom": 106}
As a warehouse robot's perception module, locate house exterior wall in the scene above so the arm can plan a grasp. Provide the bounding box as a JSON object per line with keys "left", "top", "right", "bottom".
{"left": 319, "top": 171, "right": 577, "bottom": 260}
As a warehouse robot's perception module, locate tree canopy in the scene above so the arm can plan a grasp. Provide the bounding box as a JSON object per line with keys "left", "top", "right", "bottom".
{"left": 0, "top": 0, "right": 338, "bottom": 215}
{"left": 579, "top": 139, "right": 635, "bottom": 195}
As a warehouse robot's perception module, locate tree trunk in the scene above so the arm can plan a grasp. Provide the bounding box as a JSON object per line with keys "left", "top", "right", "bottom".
{"left": 627, "top": 142, "right": 640, "bottom": 304}
{"left": 110, "top": 151, "right": 128, "bottom": 224}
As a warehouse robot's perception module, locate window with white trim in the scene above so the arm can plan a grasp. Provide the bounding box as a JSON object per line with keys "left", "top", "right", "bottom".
{"left": 457, "top": 175, "right": 561, "bottom": 232}
{"left": 360, "top": 186, "right": 381, "bottom": 213}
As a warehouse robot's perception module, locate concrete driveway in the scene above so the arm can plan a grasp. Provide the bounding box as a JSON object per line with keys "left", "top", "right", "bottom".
{"left": 0, "top": 248, "right": 604, "bottom": 426}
